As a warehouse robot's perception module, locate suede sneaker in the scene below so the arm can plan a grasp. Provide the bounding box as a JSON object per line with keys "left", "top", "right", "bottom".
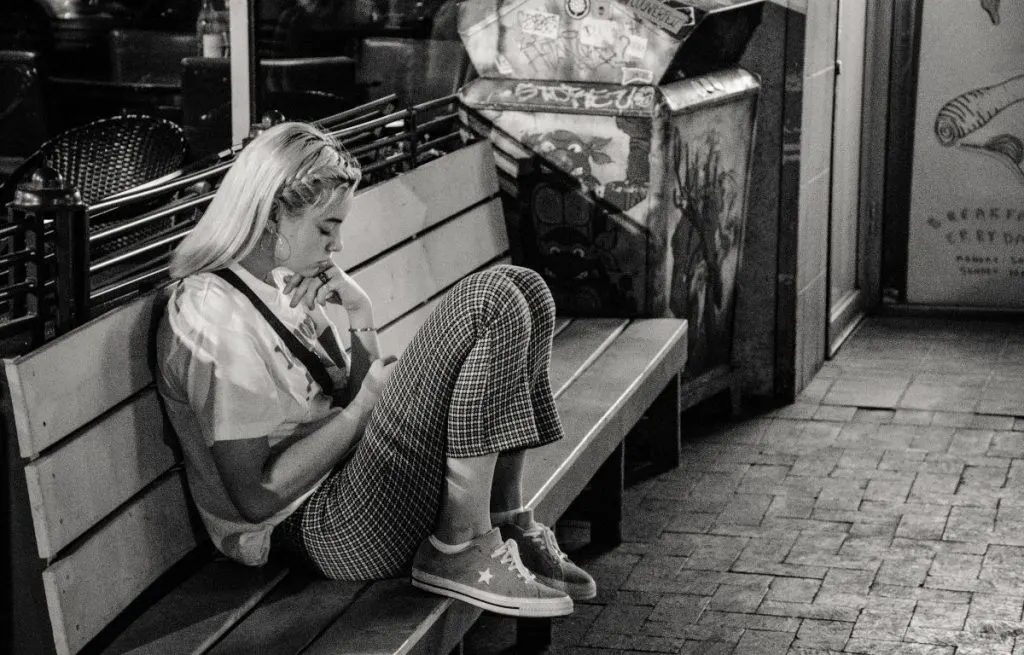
{"left": 499, "top": 512, "right": 597, "bottom": 600}
{"left": 410, "top": 528, "right": 573, "bottom": 618}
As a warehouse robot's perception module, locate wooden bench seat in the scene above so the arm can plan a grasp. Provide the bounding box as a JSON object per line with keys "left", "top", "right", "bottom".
{"left": 4, "top": 140, "right": 687, "bottom": 655}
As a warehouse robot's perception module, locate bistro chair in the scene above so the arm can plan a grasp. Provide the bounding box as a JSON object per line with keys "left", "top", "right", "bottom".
{"left": 0, "top": 114, "right": 188, "bottom": 208}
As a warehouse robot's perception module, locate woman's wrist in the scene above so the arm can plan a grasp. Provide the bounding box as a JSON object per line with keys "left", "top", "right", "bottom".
{"left": 346, "top": 306, "right": 375, "bottom": 331}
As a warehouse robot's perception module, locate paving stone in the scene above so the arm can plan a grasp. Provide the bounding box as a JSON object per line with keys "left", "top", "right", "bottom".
{"left": 717, "top": 493, "right": 773, "bottom": 526}
{"left": 664, "top": 511, "right": 717, "bottom": 534}
{"left": 852, "top": 408, "right": 896, "bottom": 424}
{"left": 874, "top": 556, "right": 932, "bottom": 587}
{"left": 731, "top": 559, "right": 830, "bottom": 579}
{"left": 910, "top": 601, "right": 968, "bottom": 630}
{"left": 646, "top": 594, "right": 709, "bottom": 625}
{"left": 931, "top": 412, "right": 977, "bottom": 428}
{"left": 699, "top": 610, "right": 801, "bottom": 632}
{"left": 929, "top": 552, "right": 983, "bottom": 579}
{"left": 814, "top": 404, "right": 859, "bottom": 422}
{"left": 590, "top": 604, "right": 654, "bottom": 634}
{"left": 822, "top": 568, "right": 876, "bottom": 596}
{"left": 850, "top": 598, "right": 914, "bottom": 641}
{"left": 870, "top": 584, "right": 971, "bottom": 604}
{"left": 969, "top": 593, "right": 1024, "bottom": 622}
{"left": 707, "top": 583, "right": 766, "bottom": 613}
{"left": 734, "top": 628, "right": 794, "bottom": 654}
{"left": 843, "top": 638, "right": 954, "bottom": 654}
{"left": 864, "top": 479, "right": 912, "bottom": 502}
{"left": 768, "top": 495, "right": 818, "bottom": 520}
{"left": 767, "top": 577, "right": 822, "bottom": 604}
{"left": 741, "top": 532, "right": 800, "bottom": 563}
{"left": 895, "top": 510, "right": 949, "bottom": 540}
{"left": 758, "top": 599, "right": 860, "bottom": 622}
{"left": 793, "top": 618, "right": 852, "bottom": 649}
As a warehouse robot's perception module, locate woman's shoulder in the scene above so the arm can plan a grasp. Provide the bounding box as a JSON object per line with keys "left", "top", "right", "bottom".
{"left": 167, "top": 272, "right": 253, "bottom": 334}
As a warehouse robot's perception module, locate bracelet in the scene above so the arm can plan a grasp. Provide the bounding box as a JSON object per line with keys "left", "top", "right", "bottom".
{"left": 349, "top": 326, "right": 377, "bottom": 333}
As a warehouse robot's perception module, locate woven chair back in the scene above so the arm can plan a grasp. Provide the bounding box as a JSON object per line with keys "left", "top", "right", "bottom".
{"left": 39, "top": 114, "right": 188, "bottom": 205}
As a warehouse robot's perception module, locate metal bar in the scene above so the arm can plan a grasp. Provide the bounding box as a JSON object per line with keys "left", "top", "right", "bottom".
{"left": 315, "top": 94, "right": 399, "bottom": 130}
{"left": 90, "top": 229, "right": 190, "bottom": 274}
{"left": 89, "top": 162, "right": 231, "bottom": 216}
{"left": 89, "top": 192, "right": 212, "bottom": 245}
{"left": 0, "top": 247, "right": 36, "bottom": 269}
{"left": 0, "top": 279, "right": 37, "bottom": 302}
{"left": 328, "top": 108, "right": 410, "bottom": 140}
{"left": 90, "top": 264, "right": 171, "bottom": 305}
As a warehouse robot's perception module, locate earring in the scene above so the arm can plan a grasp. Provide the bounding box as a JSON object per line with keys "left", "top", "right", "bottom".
{"left": 273, "top": 232, "right": 291, "bottom": 262}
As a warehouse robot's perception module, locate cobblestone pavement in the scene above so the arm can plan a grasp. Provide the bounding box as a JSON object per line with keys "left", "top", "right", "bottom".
{"left": 464, "top": 317, "right": 1024, "bottom": 654}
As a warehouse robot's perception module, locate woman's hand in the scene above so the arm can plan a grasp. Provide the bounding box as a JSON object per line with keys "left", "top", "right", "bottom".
{"left": 351, "top": 356, "right": 397, "bottom": 408}
{"left": 283, "top": 265, "right": 372, "bottom": 313}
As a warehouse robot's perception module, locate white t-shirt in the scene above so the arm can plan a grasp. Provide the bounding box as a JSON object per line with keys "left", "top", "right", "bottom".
{"left": 156, "top": 263, "right": 349, "bottom": 566}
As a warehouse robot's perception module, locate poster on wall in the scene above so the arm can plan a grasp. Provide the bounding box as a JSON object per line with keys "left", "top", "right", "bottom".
{"left": 906, "top": 0, "right": 1024, "bottom": 307}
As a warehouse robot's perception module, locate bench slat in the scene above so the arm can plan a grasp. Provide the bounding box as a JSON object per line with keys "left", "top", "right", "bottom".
{"left": 342, "top": 256, "right": 512, "bottom": 357}
{"left": 42, "top": 474, "right": 200, "bottom": 655}
{"left": 24, "top": 389, "right": 177, "bottom": 559}
{"left": 301, "top": 580, "right": 481, "bottom": 655}
{"left": 99, "top": 559, "right": 289, "bottom": 655}
{"left": 525, "top": 319, "right": 689, "bottom": 524}
{"left": 337, "top": 140, "right": 499, "bottom": 271}
{"left": 4, "top": 292, "right": 159, "bottom": 458}
{"left": 549, "top": 318, "right": 627, "bottom": 397}
{"left": 342, "top": 198, "right": 509, "bottom": 328}
{"left": 204, "top": 573, "right": 364, "bottom": 655}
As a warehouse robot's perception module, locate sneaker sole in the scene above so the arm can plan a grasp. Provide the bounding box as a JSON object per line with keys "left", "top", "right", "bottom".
{"left": 535, "top": 573, "right": 597, "bottom": 601}
{"left": 411, "top": 570, "right": 574, "bottom": 618}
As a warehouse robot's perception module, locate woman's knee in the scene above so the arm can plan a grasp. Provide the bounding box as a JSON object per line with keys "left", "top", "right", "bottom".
{"left": 453, "top": 268, "right": 532, "bottom": 333}
{"left": 488, "top": 265, "right": 555, "bottom": 322}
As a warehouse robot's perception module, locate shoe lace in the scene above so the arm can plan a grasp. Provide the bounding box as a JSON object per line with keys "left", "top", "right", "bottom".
{"left": 491, "top": 539, "right": 536, "bottom": 583}
{"left": 523, "top": 524, "right": 569, "bottom": 561}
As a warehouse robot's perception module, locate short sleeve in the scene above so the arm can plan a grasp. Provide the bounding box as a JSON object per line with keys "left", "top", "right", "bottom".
{"left": 164, "top": 280, "right": 284, "bottom": 444}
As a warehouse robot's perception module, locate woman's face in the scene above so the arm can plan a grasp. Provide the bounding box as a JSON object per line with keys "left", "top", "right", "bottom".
{"left": 276, "top": 186, "right": 353, "bottom": 276}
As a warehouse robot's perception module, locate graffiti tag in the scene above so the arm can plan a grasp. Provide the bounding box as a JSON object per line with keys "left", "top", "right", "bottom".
{"left": 496, "top": 81, "right": 657, "bottom": 112}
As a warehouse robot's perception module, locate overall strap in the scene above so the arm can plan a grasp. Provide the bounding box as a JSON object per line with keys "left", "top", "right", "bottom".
{"left": 212, "top": 269, "right": 335, "bottom": 397}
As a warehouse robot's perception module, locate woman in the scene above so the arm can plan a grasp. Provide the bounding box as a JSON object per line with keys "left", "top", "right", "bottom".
{"left": 155, "top": 122, "right": 596, "bottom": 618}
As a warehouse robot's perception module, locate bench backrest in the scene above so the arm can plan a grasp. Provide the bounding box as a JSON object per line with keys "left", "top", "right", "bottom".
{"left": 2, "top": 140, "right": 506, "bottom": 655}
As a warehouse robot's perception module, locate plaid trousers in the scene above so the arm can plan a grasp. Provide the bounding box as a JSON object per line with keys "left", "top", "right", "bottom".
{"left": 277, "top": 265, "right": 565, "bottom": 580}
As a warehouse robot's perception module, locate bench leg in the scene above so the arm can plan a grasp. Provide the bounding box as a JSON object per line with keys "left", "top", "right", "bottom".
{"left": 449, "top": 640, "right": 464, "bottom": 655}
{"left": 647, "top": 374, "right": 682, "bottom": 475}
{"left": 589, "top": 442, "right": 624, "bottom": 548}
{"left": 516, "top": 617, "right": 551, "bottom": 653}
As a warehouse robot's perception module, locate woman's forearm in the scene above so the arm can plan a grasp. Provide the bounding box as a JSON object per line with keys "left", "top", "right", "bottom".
{"left": 262, "top": 399, "right": 371, "bottom": 506}
{"left": 218, "top": 396, "right": 375, "bottom": 523}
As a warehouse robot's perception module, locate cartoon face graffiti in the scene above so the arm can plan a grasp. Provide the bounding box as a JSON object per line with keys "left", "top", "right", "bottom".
{"left": 530, "top": 181, "right": 636, "bottom": 315}
{"left": 522, "top": 129, "right": 613, "bottom": 190}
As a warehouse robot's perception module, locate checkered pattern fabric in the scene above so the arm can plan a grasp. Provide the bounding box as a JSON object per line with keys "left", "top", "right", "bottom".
{"left": 277, "top": 265, "right": 565, "bottom": 580}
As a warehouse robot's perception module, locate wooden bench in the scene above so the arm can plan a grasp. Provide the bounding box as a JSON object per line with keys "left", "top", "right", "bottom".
{"left": 4, "top": 140, "right": 688, "bottom": 655}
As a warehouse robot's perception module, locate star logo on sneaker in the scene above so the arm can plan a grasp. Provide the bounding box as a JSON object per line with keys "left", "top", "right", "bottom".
{"left": 477, "top": 568, "right": 493, "bottom": 585}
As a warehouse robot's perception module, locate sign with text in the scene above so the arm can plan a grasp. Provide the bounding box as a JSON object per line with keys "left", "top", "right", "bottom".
{"left": 907, "top": 0, "right": 1024, "bottom": 307}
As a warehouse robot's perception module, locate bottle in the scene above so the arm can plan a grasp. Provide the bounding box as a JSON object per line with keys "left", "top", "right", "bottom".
{"left": 197, "top": 0, "right": 230, "bottom": 58}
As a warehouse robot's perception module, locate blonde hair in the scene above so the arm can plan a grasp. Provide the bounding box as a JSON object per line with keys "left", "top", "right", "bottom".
{"left": 169, "top": 122, "right": 361, "bottom": 279}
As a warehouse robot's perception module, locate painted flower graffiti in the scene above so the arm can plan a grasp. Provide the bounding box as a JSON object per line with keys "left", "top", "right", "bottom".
{"left": 669, "top": 130, "right": 741, "bottom": 372}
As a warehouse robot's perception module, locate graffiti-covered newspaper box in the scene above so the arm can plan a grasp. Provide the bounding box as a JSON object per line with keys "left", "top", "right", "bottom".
{"left": 460, "top": 69, "right": 759, "bottom": 376}
{"left": 458, "top": 0, "right": 766, "bottom": 84}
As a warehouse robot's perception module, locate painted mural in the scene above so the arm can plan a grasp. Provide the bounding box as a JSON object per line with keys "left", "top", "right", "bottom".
{"left": 460, "top": 69, "right": 758, "bottom": 375}
{"left": 907, "top": 0, "right": 1024, "bottom": 307}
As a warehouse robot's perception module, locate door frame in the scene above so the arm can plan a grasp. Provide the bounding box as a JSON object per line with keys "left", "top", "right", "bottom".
{"left": 826, "top": 0, "right": 891, "bottom": 356}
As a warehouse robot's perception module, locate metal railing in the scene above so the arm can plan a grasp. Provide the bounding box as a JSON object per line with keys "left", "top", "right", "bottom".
{"left": 0, "top": 94, "right": 468, "bottom": 355}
